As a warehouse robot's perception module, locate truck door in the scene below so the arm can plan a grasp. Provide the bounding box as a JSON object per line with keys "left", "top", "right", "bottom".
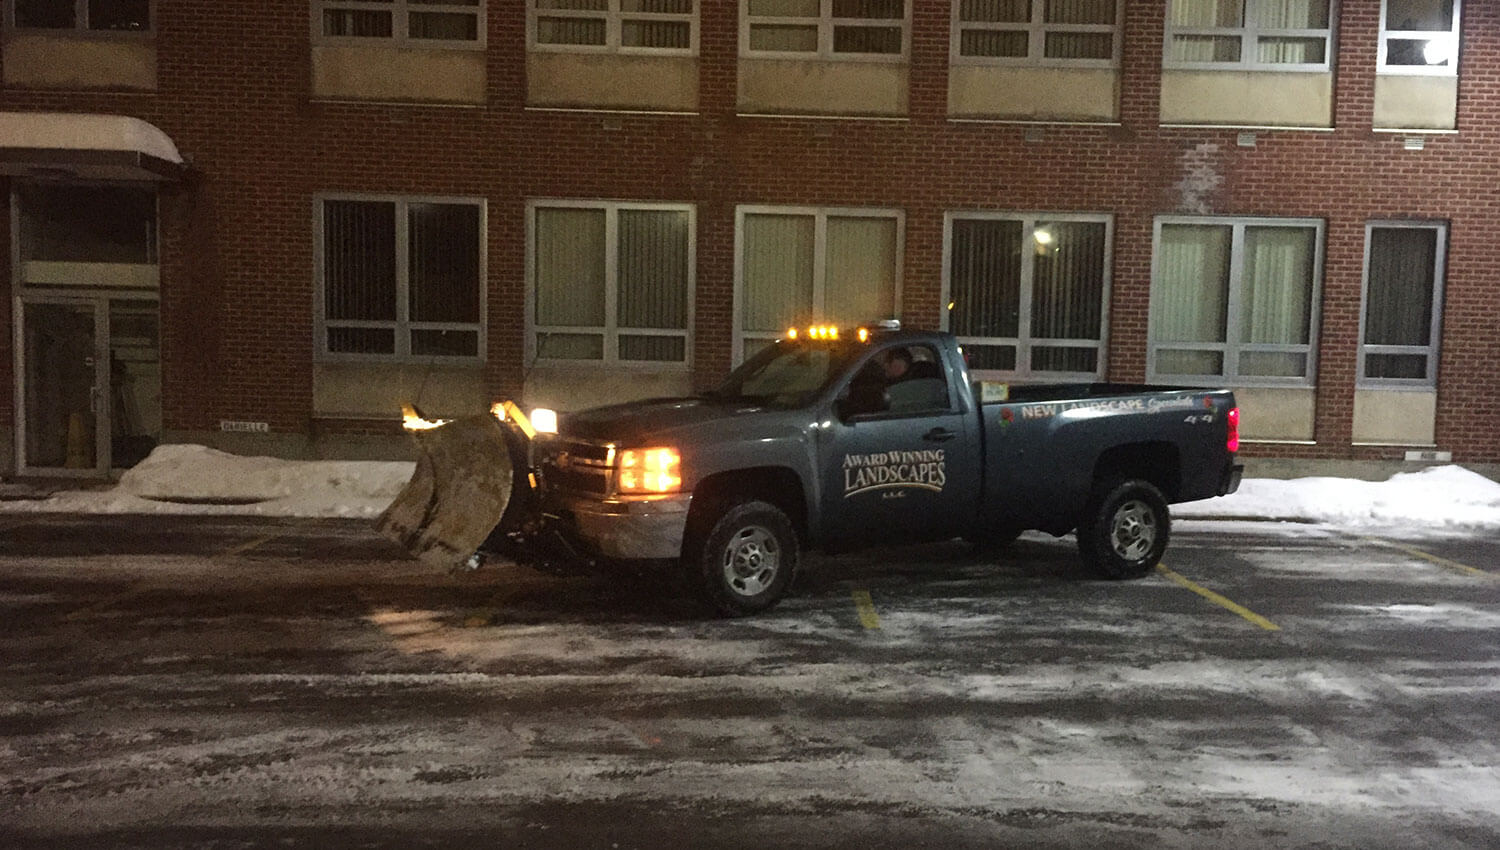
{"left": 817, "top": 342, "right": 981, "bottom": 547}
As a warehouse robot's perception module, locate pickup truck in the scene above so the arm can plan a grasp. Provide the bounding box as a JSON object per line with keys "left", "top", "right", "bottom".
{"left": 381, "top": 323, "right": 1242, "bottom": 617}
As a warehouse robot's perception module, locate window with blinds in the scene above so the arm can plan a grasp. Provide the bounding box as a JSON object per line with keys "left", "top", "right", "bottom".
{"left": 1379, "top": 0, "right": 1460, "bottom": 74}
{"left": 531, "top": 0, "right": 696, "bottom": 52}
{"left": 945, "top": 214, "right": 1109, "bottom": 380}
{"left": 319, "top": 197, "right": 484, "bottom": 361}
{"left": 737, "top": 207, "right": 901, "bottom": 362}
{"left": 316, "top": 0, "right": 482, "bottom": 46}
{"left": 529, "top": 202, "right": 693, "bottom": 365}
{"left": 743, "top": 0, "right": 908, "bottom": 59}
{"left": 8, "top": 0, "right": 151, "bottom": 31}
{"left": 1360, "top": 222, "right": 1445, "bottom": 386}
{"left": 1165, "top": 0, "right": 1333, "bottom": 70}
{"left": 1150, "top": 217, "right": 1323, "bottom": 384}
{"left": 952, "top": 0, "right": 1120, "bottom": 66}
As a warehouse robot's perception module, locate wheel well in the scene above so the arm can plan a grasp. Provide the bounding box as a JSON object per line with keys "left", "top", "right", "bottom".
{"left": 688, "top": 467, "right": 808, "bottom": 538}
{"left": 1092, "top": 442, "right": 1181, "bottom": 501}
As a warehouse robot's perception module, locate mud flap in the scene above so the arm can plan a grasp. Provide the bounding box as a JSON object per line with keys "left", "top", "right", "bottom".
{"left": 377, "top": 414, "right": 517, "bottom": 570}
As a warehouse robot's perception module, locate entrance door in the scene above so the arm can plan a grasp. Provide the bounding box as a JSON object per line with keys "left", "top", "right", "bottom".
{"left": 18, "top": 299, "right": 106, "bottom": 475}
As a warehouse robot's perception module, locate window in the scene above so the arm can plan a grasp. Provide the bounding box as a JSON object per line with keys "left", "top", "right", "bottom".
{"left": 944, "top": 213, "right": 1109, "bottom": 380}
{"left": 736, "top": 206, "right": 902, "bottom": 361}
{"left": 1380, "top": 0, "right": 1459, "bottom": 74}
{"left": 1150, "top": 217, "right": 1322, "bottom": 384}
{"left": 6, "top": 0, "right": 150, "bottom": 31}
{"left": 528, "top": 201, "right": 694, "bottom": 365}
{"left": 743, "top": 0, "right": 908, "bottom": 59}
{"left": 530, "top": 0, "right": 696, "bottom": 53}
{"left": 317, "top": 197, "right": 484, "bottom": 361}
{"left": 952, "top": 0, "right": 1120, "bottom": 66}
{"left": 19, "top": 184, "right": 157, "bottom": 266}
{"left": 1165, "top": 0, "right": 1333, "bottom": 70}
{"left": 316, "top": 0, "right": 482, "bottom": 46}
{"left": 1360, "top": 222, "right": 1445, "bottom": 386}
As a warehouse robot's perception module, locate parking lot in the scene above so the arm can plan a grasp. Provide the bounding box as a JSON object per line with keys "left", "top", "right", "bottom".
{"left": 2, "top": 513, "right": 1498, "bottom": 849}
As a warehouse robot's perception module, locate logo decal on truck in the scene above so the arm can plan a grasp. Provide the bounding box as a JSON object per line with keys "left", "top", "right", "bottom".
{"left": 843, "top": 450, "right": 947, "bottom": 497}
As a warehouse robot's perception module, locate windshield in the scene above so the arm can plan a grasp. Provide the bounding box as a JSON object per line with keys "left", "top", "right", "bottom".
{"left": 709, "top": 339, "right": 863, "bottom": 408}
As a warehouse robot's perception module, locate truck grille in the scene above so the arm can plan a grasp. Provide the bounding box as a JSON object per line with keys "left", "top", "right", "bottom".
{"left": 537, "top": 438, "right": 613, "bottom": 496}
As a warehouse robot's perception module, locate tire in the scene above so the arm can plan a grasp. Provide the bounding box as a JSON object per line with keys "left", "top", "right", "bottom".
{"left": 1076, "top": 479, "right": 1170, "bottom": 580}
{"left": 685, "top": 499, "right": 799, "bottom": 617}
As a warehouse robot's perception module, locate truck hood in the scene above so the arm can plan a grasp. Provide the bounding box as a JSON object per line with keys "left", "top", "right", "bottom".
{"left": 560, "top": 396, "right": 771, "bottom": 445}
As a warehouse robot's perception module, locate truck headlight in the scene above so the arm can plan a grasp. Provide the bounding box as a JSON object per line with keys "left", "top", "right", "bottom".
{"left": 616, "top": 447, "right": 681, "bottom": 494}
{"left": 531, "top": 408, "right": 559, "bottom": 434}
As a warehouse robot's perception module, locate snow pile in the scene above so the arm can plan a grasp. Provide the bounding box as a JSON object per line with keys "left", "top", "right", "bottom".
{"left": 1, "top": 444, "right": 414, "bottom": 518}
{"left": 1173, "top": 464, "right": 1500, "bottom": 530}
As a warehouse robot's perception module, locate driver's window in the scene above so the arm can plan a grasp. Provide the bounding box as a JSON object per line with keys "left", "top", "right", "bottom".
{"left": 845, "top": 344, "right": 951, "bottom": 417}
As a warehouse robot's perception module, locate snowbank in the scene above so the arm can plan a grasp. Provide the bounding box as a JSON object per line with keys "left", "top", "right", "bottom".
{"left": 1173, "top": 464, "right": 1500, "bottom": 530}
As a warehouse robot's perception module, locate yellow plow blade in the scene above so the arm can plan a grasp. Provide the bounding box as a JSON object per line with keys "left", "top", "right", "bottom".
{"left": 377, "top": 414, "right": 516, "bottom": 570}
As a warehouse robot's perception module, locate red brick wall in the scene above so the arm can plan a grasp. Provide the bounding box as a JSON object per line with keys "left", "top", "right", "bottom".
{"left": 0, "top": 0, "right": 1496, "bottom": 461}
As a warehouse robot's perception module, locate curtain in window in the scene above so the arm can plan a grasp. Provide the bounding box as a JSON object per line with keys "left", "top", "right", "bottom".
{"left": 535, "top": 208, "right": 605, "bottom": 359}
{"left": 1241, "top": 226, "right": 1312, "bottom": 345}
{"left": 618, "top": 210, "right": 689, "bottom": 330}
{"left": 537, "top": 17, "right": 607, "bottom": 44}
{"left": 1255, "top": 0, "right": 1326, "bottom": 28}
{"left": 743, "top": 214, "right": 815, "bottom": 332}
{"left": 833, "top": 0, "right": 903, "bottom": 18}
{"left": 825, "top": 217, "right": 897, "bottom": 327}
{"left": 960, "top": 0, "right": 1029, "bottom": 23}
{"left": 750, "top": 24, "right": 818, "bottom": 50}
{"left": 411, "top": 12, "right": 478, "bottom": 41}
{"left": 949, "top": 219, "right": 1022, "bottom": 339}
{"left": 1365, "top": 228, "right": 1436, "bottom": 347}
{"left": 325, "top": 201, "right": 397, "bottom": 322}
{"left": 1046, "top": 32, "right": 1112, "bottom": 58}
{"left": 409, "top": 203, "right": 480, "bottom": 325}
{"left": 1032, "top": 221, "right": 1104, "bottom": 341}
{"left": 623, "top": 20, "right": 691, "bottom": 47}
{"left": 1170, "top": 0, "right": 1243, "bottom": 27}
{"left": 1047, "top": 0, "right": 1114, "bottom": 24}
{"left": 623, "top": 0, "right": 692, "bottom": 12}
{"left": 749, "top": 0, "right": 818, "bottom": 16}
{"left": 324, "top": 9, "right": 394, "bottom": 37}
{"left": 1155, "top": 224, "right": 1230, "bottom": 344}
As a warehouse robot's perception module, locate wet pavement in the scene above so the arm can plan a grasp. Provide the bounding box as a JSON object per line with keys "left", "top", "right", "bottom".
{"left": 1, "top": 514, "right": 1498, "bottom": 849}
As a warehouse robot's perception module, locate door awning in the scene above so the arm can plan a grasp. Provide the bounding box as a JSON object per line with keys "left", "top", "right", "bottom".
{"left": 0, "top": 111, "right": 186, "bottom": 182}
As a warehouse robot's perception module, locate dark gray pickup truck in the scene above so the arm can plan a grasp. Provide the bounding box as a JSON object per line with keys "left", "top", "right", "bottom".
{"left": 383, "top": 323, "right": 1242, "bottom": 616}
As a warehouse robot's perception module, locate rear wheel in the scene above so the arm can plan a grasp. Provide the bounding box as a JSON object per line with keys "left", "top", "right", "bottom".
{"left": 1077, "top": 479, "right": 1170, "bottom": 579}
{"left": 685, "top": 499, "right": 799, "bottom": 617}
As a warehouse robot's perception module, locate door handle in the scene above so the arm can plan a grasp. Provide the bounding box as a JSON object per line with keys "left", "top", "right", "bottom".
{"left": 923, "top": 427, "right": 957, "bottom": 442}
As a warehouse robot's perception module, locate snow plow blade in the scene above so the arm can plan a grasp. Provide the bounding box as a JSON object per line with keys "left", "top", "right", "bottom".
{"left": 377, "top": 414, "right": 516, "bottom": 570}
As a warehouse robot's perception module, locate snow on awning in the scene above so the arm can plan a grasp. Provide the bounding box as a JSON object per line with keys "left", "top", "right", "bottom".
{"left": 0, "top": 111, "right": 187, "bottom": 182}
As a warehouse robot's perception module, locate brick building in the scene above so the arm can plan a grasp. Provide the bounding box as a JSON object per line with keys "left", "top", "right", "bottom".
{"left": 0, "top": 0, "right": 1494, "bottom": 478}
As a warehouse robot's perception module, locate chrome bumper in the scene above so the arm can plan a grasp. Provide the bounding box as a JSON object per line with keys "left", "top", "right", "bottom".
{"left": 561, "top": 492, "right": 693, "bottom": 560}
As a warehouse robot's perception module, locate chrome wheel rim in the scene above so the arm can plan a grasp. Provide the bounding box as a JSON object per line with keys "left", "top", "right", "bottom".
{"left": 721, "top": 525, "right": 780, "bottom": 598}
{"left": 1109, "top": 499, "right": 1157, "bottom": 562}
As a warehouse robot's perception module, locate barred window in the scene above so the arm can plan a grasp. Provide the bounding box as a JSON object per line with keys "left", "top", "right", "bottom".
{"left": 529, "top": 202, "right": 694, "bottom": 365}
{"left": 316, "top": 0, "right": 482, "bottom": 46}
{"left": 7, "top": 0, "right": 151, "bottom": 32}
{"left": 743, "top": 0, "right": 908, "bottom": 59}
{"left": 318, "top": 197, "right": 484, "bottom": 361}
{"left": 953, "top": 0, "right": 1120, "bottom": 67}
{"left": 531, "top": 0, "right": 696, "bottom": 53}
{"left": 1165, "top": 0, "right": 1333, "bottom": 71}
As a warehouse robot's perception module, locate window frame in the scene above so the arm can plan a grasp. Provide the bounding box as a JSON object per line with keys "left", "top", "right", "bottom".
{"left": 1377, "top": 0, "right": 1461, "bottom": 76}
{"left": 1162, "top": 0, "right": 1336, "bottom": 73}
{"left": 940, "top": 211, "right": 1112, "bottom": 383}
{"left": 740, "top": 0, "right": 911, "bottom": 62}
{"left": 3, "top": 0, "right": 154, "bottom": 36}
{"left": 313, "top": 193, "right": 488, "bottom": 365}
{"left": 949, "top": 0, "right": 1122, "bottom": 69}
{"left": 1357, "top": 220, "right": 1446, "bottom": 389}
{"left": 312, "top": 0, "right": 486, "bottom": 50}
{"left": 1147, "top": 215, "right": 1325, "bottom": 388}
{"left": 525, "top": 199, "right": 697, "bottom": 370}
{"left": 732, "top": 204, "right": 905, "bottom": 363}
{"left": 527, "top": 0, "right": 698, "bottom": 57}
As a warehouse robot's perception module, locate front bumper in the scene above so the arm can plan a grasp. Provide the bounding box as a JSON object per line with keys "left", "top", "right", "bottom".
{"left": 556, "top": 492, "right": 693, "bottom": 560}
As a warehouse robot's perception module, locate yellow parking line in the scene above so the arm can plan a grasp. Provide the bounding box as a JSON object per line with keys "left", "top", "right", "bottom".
{"left": 1156, "top": 565, "right": 1281, "bottom": 631}
{"left": 220, "top": 534, "right": 277, "bottom": 557}
{"left": 851, "top": 589, "right": 881, "bottom": 630}
{"left": 1362, "top": 537, "right": 1495, "bottom": 580}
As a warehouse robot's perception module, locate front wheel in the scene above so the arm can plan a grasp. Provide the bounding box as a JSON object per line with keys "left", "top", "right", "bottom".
{"left": 1076, "top": 479, "right": 1170, "bottom": 580}
{"left": 685, "top": 500, "right": 799, "bottom": 617}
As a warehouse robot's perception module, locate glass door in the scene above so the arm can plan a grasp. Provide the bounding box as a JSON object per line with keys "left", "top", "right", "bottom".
{"left": 18, "top": 299, "right": 107, "bottom": 476}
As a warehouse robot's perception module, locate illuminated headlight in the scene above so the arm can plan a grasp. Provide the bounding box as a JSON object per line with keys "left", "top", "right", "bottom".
{"left": 616, "top": 447, "right": 682, "bottom": 494}
{"left": 531, "top": 408, "right": 559, "bottom": 434}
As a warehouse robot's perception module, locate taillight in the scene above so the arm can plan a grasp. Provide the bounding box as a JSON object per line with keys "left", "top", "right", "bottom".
{"left": 1226, "top": 407, "right": 1240, "bottom": 453}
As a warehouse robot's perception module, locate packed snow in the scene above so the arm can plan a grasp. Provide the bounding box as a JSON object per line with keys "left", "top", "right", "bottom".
{"left": 1, "top": 444, "right": 1499, "bottom": 531}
